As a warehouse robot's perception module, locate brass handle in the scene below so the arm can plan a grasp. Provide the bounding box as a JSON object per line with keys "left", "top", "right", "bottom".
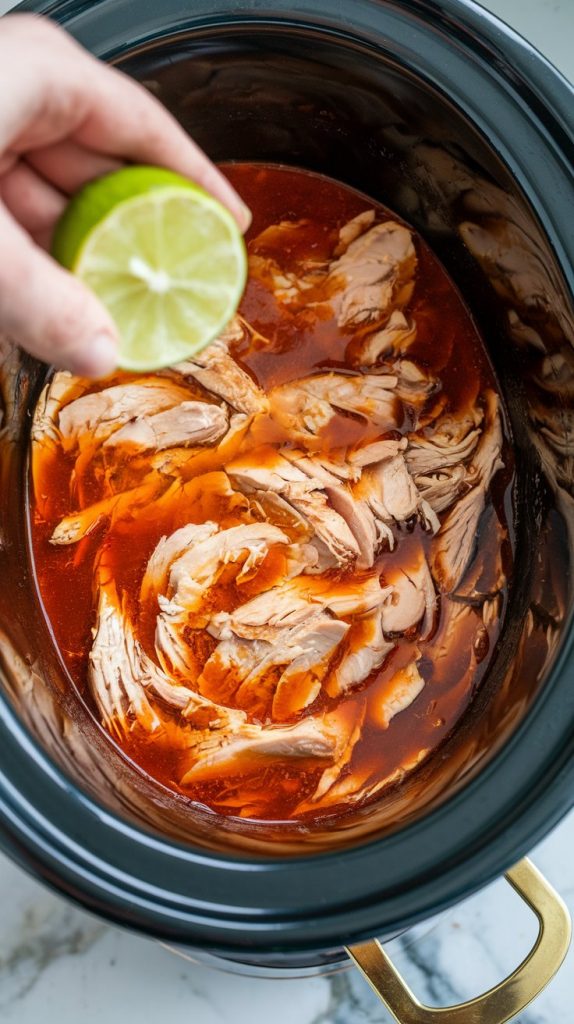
{"left": 346, "top": 858, "right": 571, "bottom": 1024}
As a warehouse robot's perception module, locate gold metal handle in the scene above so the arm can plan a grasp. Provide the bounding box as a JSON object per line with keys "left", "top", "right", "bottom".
{"left": 346, "top": 858, "right": 571, "bottom": 1024}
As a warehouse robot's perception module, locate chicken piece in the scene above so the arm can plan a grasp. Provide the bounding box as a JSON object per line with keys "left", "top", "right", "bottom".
{"left": 196, "top": 635, "right": 270, "bottom": 704}
{"left": 247, "top": 490, "right": 313, "bottom": 540}
{"left": 282, "top": 542, "right": 321, "bottom": 578}
{"left": 88, "top": 582, "right": 161, "bottom": 739}
{"left": 209, "top": 582, "right": 315, "bottom": 641}
{"left": 393, "top": 360, "right": 438, "bottom": 406}
{"left": 303, "top": 452, "right": 361, "bottom": 483}
{"left": 335, "top": 210, "right": 376, "bottom": 255}
{"left": 227, "top": 450, "right": 361, "bottom": 569}
{"left": 140, "top": 522, "right": 219, "bottom": 609}
{"left": 348, "top": 437, "right": 408, "bottom": 467}
{"left": 271, "top": 616, "right": 349, "bottom": 719}
{"left": 414, "top": 464, "right": 469, "bottom": 514}
{"left": 431, "top": 489, "right": 487, "bottom": 593}
{"left": 371, "top": 659, "right": 425, "bottom": 728}
{"left": 252, "top": 218, "right": 313, "bottom": 251}
{"left": 211, "top": 614, "right": 347, "bottom": 719}
{"left": 289, "top": 452, "right": 391, "bottom": 568}
{"left": 354, "top": 453, "right": 439, "bottom": 533}
{"left": 267, "top": 380, "right": 332, "bottom": 442}
{"left": 324, "top": 574, "right": 391, "bottom": 617}
{"left": 269, "top": 371, "right": 400, "bottom": 446}
{"left": 50, "top": 476, "right": 163, "bottom": 545}
{"left": 356, "top": 310, "right": 417, "bottom": 365}
{"left": 58, "top": 381, "right": 191, "bottom": 447}
{"left": 452, "top": 508, "right": 506, "bottom": 605}
{"left": 305, "top": 537, "right": 341, "bottom": 574}
{"left": 227, "top": 448, "right": 312, "bottom": 493}
{"left": 145, "top": 671, "right": 247, "bottom": 732}
{"left": 214, "top": 573, "right": 388, "bottom": 642}
{"left": 311, "top": 704, "right": 366, "bottom": 800}
{"left": 381, "top": 554, "right": 436, "bottom": 639}
{"left": 154, "top": 521, "right": 312, "bottom": 672}
{"left": 31, "top": 371, "right": 91, "bottom": 517}
{"left": 159, "top": 522, "right": 291, "bottom": 623}
{"left": 180, "top": 709, "right": 348, "bottom": 784}
{"left": 32, "top": 370, "right": 88, "bottom": 445}
{"left": 155, "top": 545, "right": 321, "bottom": 680}
{"left": 248, "top": 220, "right": 330, "bottom": 303}
{"left": 328, "top": 611, "right": 395, "bottom": 696}
{"left": 154, "top": 613, "right": 200, "bottom": 677}
{"left": 103, "top": 401, "right": 228, "bottom": 452}
{"left": 310, "top": 747, "right": 430, "bottom": 809}
{"left": 176, "top": 326, "right": 268, "bottom": 416}
{"left": 282, "top": 488, "right": 362, "bottom": 568}
{"left": 431, "top": 391, "right": 503, "bottom": 592}
{"left": 248, "top": 254, "right": 321, "bottom": 304}
{"left": 327, "top": 221, "right": 417, "bottom": 328}
{"left": 299, "top": 661, "right": 426, "bottom": 810}
{"left": 90, "top": 573, "right": 248, "bottom": 739}
{"left": 406, "top": 407, "right": 483, "bottom": 476}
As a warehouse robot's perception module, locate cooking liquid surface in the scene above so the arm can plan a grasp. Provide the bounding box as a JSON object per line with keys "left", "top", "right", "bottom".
{"left": 30, "top": 164, "right": 513, "bottom": 825}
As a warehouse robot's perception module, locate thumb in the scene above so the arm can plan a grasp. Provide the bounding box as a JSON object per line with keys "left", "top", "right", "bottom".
{"left": 0, "top": 203, "right": 118, "bottom": 378}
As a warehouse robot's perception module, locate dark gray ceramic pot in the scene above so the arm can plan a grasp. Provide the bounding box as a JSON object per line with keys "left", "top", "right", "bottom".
{"left": 0, "top": 1, "right": 573, "bottom": 1018}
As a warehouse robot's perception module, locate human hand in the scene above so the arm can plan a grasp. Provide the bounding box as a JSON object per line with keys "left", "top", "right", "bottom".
{"left": 0, "top": 14, "right": 250, "bottom": 378}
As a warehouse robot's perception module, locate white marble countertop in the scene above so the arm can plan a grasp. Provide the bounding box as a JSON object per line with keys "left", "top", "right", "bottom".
{"left": 0, "top": 1, "right": 573, "bottom": 1022}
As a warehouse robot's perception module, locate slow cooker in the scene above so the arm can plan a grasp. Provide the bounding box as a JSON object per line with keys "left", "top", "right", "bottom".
{"left": 0, "top": 1, "right": 573, "bottom": 1020}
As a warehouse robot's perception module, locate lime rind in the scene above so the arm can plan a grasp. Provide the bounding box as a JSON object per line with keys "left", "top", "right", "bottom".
{"left": 52, "top": 167, "right": 247, "bottom": 372}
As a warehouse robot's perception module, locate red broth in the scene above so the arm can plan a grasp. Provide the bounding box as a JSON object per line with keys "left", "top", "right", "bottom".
{"left": 30, "top": 164, "right": 514, "bottom": 824}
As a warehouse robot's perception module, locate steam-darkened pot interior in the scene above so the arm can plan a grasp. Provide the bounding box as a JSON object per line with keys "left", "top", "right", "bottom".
{"left": 0, "top": 24, "right": 572, "bottom": 857}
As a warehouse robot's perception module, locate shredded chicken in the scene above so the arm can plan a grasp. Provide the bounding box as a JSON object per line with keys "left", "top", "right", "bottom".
{"left": 270, "top": 371, "right": 399, "bottom": 439}
{"left": 354, "top": 453, "right": 440, "bottom": 535}
{"left": 175, "top": 324, "right": 268, "bottom": 416}
{"left": 227, "top": 449, "right": 362, "bottom": 568}
{"left": 32, "top": 370, "right": 89, "bottom": 445}
{"left": 31, "top": 197, "right": 507, "bottom": 823}
{"left": 382, "top": 553, "right": 436, "bottom": 639}
{"left": 50, "top": 476, "right": 164, "bottom": 545}
{"left": 431, "top": 391, "right": 504, "bottom": 591}
{"left": 372, "top": 660, "right": 425, "bottom": 728}
{"left": 328, "top": 612, "right": 394, "bottom": 695}
{"left": 355, "top": 310, "right": 417, "bottom": 364}
{"left": 89, "top": 576, "right": 245, "bottom": 740}
{"left": 103, "top": 401, "right": 228, "bottom": 451}
{"left": 406, "top": 407, "right": 482, "bottom": 476}
{"left": 58, "top": 381, "right": 191, "bottom": 447}
{"left": 211, "top": 573, "right": 388, "bottom": 642}
{"left": 328, "top": 220, "right": 417, "bottom": 328}
{"left": 180, "top": 713, "right": 345, "bottom": 784}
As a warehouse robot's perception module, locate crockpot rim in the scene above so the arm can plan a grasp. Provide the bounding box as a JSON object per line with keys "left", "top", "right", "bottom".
{"left": 1, "top": 0, "right": 574, "bottom": 954}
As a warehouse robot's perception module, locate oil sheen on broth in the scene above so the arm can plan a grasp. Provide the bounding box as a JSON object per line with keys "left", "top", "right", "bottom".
{"left": 30, "top": 165, "right": 513, "bottom": 824}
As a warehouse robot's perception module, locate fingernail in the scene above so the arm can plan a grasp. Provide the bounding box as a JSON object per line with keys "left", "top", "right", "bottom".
{"left": 83, "top": 331, "right": 118, "bottom": 379}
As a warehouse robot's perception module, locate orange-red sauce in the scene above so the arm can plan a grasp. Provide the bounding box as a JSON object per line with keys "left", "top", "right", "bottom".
{"left": 30, "top": 165, "right": 514, "bottom": 825}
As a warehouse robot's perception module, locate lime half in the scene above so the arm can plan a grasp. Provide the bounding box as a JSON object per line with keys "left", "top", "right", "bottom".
{"left": 52, "top": 166, "right": 247, "bottom": 372}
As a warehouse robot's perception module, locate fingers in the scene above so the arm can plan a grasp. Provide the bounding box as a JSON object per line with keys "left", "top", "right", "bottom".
{"left": 0, "top": 159, "right": 66, "bottom": 241}
{"left": 26, "top": 140, "right": 122, "bottom": 195}
{"left": 0, "top": 15, "right": 251, "bottom": 231}
{"left": 0, "top": 201, "right": 118, "bottom": 378}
